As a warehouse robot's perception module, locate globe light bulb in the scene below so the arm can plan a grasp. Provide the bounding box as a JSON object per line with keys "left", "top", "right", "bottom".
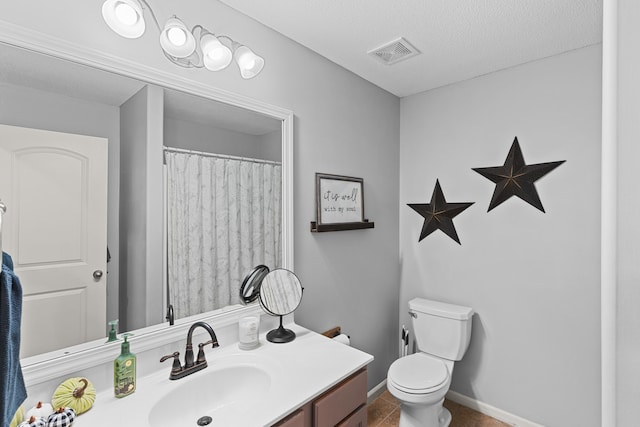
{"left": 114, "top": 2, "right": 138, "bottom": 26}
{"left": 201, "top": 33, "right": 232, "bottom": 71}
{"left": 167, "top": 27, "right": 187, "bottom": 47}
{"left": 239, "top": 55, "right": 256, "bottom": 70}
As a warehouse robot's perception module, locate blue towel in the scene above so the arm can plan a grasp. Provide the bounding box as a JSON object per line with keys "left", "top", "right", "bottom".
{"left": 0, "top": 252, "right": 27, "bottom": 427}
{"left": 1, "top": 252, "right": 12, "bottom": 271}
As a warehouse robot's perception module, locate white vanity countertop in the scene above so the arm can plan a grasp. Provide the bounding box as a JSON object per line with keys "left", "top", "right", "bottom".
{"left": 76, "top": 323, "right": 373, "bottom": 427}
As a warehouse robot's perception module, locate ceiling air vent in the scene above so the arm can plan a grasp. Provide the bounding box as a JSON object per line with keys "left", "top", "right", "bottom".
{"left": 367, "top": 37, "right": 420, "bottom": 65}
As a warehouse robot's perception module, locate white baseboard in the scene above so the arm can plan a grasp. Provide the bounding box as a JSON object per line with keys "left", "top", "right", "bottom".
{"left": 368, "top": 379, "right": 388, "bottom": 403}
{"left": 446, "top": 390, "right": 546, "bottom": 427}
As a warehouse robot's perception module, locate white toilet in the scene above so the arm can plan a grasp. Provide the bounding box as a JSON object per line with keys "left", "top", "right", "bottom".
{"left": 387, "top": 298, "right": 474, "bottom": 427}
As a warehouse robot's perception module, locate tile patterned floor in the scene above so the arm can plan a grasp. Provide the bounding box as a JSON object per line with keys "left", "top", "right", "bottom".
{"left": 367, "top": 390, "right": 511, "bottom": 427}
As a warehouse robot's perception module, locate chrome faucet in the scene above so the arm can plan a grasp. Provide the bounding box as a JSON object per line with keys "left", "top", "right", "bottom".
{"left": 160, "top": 321, "right": 220, "bottom": 380}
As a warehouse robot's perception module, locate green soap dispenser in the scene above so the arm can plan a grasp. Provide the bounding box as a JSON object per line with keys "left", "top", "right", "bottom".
{"left": 114, "top": 333, "right": 136, "bottom": 398}
{"left": 106, "top": 319, "right": 119, "bottom": 342}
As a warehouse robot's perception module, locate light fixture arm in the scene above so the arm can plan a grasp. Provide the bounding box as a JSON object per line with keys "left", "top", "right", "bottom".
{"left": 138, "top": 0, "right": 162, "bottom": 32}
{"left": 216, "top": 35, "right": 234, "bottom": 45}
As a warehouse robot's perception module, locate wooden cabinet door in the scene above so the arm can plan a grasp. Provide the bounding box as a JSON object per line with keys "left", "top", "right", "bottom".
{"left": 313, "top": 369, "right": 367, "bottom": 427}
{"left": 273, "top": 409, "right": 305, "bottom": 427}
{"left": 336, "top": 404, "right": 367, "bottom": 427}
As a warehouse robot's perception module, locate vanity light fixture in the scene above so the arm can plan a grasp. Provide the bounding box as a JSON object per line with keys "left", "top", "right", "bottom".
{"left": 101, "top": 0, "right": 265, "bottom": 79}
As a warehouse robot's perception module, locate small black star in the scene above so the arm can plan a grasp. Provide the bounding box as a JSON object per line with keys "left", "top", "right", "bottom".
{"left": 408, "top": 180, "right": 474, "bottom": 245}
{"left": 472, "top": 137, "right": 565, "bottom": 212}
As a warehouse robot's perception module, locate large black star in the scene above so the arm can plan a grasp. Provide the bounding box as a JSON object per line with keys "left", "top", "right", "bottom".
{"left": 408, "top": 180, "right": 474, "bottom": 245}
{"left": 472, "top": 137, "right": 565, "bottom": 212}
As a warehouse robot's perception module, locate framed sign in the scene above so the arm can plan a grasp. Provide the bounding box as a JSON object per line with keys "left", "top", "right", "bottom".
{"left": 312, "top": 173, "right": 374, "bottom": 232}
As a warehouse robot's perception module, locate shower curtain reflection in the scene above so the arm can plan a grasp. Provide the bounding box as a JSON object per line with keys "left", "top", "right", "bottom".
{"left": 165, "top": 148, "right": 282, "bottom": 319}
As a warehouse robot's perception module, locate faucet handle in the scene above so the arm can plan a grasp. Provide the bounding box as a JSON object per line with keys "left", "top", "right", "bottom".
{"left": 200, "top": 339, "right": 219, "bottom": 349}
{"left": 160, "top": 351, "right": 182, "bottom": 375}
{"left": 196, "top": 341, "right": 216, "bottom": 364}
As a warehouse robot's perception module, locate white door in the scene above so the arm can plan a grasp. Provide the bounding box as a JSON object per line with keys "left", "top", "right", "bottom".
{"left": 0, "top": 124, "right": 108, "bottom": 358}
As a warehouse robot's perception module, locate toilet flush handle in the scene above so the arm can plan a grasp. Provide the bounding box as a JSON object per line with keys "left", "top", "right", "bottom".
{"left": 408, "top": 311, "right": 417, "bottom": 318}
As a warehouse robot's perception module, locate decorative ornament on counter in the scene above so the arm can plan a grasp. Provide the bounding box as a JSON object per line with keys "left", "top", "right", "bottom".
{"left": 26, "top": 402, "right": 54, "bottom": 420}
{"left": 51, "top": 378, "right": 96, "bottom": 415}
{"left": 46, "top": 407, "right": 76, "bottom": 427}
{"left": 472, "top": 137, "right": 565, "bottom": 212}
{"left": 18, "top": 416, "right": 47, "bottom": 427}
{"left": 408, "top": 179, "right": 474, "bottom": 245}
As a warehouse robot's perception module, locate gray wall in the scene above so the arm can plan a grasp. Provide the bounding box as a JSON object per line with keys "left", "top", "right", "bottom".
{"left": 399, "top": 45, "right": 602, "bottom": 426}
{"left": 0, "top": 82, "right": 121, "bottom": 328}
{"left": 164, "top": 116, "right": 280, "bottom": 161}
{"left": 119, "top": 85, "right": 165, "bottom": 331}
{"left": 1, "top": 0, "right": 401, "bottom": 389}
{"left": 257, "top": 130, "right": 282, "bottom": 162}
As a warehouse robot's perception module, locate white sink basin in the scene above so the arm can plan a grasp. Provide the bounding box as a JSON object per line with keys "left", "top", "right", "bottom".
{"left": 148, "top": 364, "right": 271, "bottom": 426}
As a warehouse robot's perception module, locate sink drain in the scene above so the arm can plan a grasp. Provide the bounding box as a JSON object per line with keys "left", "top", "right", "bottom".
{"left": 197, "top": 416, "right": 213, "bottom": 426}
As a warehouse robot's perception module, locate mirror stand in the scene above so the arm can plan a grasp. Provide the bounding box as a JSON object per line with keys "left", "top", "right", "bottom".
{"left": 267, "top": 316, "right": 296, "bottom": 343}
{"left": 258, "top": 269, "right": 303, "bottom": 344}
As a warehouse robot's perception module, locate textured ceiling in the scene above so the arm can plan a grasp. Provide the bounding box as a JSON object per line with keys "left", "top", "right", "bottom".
{"left": 219, "top": 0, "right": 603, "bottom": 97}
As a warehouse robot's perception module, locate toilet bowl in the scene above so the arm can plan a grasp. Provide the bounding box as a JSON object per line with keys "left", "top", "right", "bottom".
{"left": 386, "top": 298, "right": 473, "bottom": 427}
{"left": 387, "top": 353, "right": 453, "bottom": 427}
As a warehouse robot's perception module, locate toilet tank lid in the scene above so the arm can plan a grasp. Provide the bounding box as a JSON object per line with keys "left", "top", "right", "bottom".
{"left": 409, "top": 298, "right": 474, "bottom": 320}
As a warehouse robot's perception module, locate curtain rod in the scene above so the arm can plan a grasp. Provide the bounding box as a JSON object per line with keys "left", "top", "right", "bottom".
{"left": 163, "top": 146, "right": 281, "bottom": 166}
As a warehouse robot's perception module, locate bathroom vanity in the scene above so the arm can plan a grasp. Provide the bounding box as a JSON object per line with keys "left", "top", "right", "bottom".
{"left": 68, "top": 322, "right": 372, "bottom": 427}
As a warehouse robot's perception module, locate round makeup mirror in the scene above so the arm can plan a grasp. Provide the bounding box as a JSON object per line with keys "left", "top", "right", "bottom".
{"left": 259, "top": 269, "right": 303, "bottom": 343}
{"left": 240, "top": 265, "right": 270, "bottom": 304}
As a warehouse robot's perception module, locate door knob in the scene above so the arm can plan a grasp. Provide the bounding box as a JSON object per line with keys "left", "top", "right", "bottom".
{"left": 93, "top": 270, "right": 104, "bottom": 280}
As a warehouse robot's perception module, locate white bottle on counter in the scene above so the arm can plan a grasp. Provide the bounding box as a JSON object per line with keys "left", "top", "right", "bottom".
{"left": 238, "top": 316, "right": 260, "bottom": 350}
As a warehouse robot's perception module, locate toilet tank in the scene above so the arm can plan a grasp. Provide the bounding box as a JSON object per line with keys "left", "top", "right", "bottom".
{"left": 409, "top": 298, "right": 474, "bottom": 361}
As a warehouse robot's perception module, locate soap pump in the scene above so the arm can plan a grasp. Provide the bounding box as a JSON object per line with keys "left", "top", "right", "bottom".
{"left": 106, "top": 319, "right": 119, "bottom": 342}
{"left": 114, "top": 333, "right": 136, "bottom": 398}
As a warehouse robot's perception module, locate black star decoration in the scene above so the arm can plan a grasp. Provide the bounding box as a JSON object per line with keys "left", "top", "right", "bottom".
{"left": 472, "top": 137, "right": 565, "bottom": 213}
{"left": 408, "top": 180, "right": 474, "bottom": 245}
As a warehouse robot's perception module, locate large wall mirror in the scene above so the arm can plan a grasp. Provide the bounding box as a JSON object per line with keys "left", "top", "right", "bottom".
{"left": 0, "top": 39, "right": 293, "bottom": 365}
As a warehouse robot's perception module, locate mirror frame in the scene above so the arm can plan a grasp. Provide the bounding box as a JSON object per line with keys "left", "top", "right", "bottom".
{"left": 0, "top": 20, "right": 294, "bottom": 385}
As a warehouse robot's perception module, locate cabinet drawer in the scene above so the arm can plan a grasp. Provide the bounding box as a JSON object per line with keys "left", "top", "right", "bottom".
{"left": 273, "top": 408, "right": 305, "bottom": 427}
{"left": 314, "top": 369, "right": 367, "bottom": 427}
{"left": 336, "top": 404, "right": 367, "bottom": 427}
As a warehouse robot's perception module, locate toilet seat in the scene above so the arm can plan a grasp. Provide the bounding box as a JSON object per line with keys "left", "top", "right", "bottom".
{"left": 388, "top": 353, "right": 449, "bottom": 394}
